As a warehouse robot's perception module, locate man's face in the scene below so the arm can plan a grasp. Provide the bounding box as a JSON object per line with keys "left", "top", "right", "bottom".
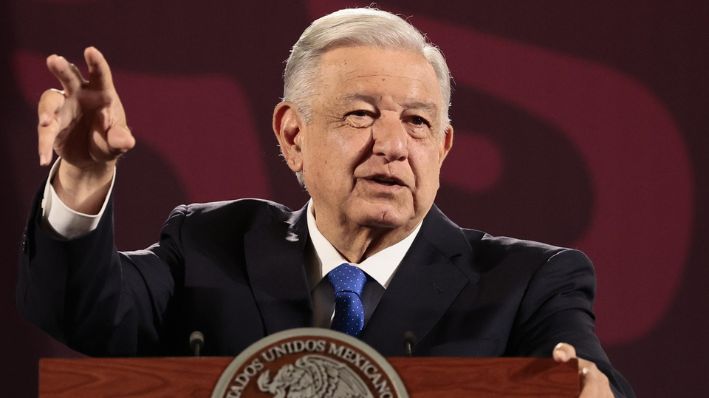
{"left": 287, "top": 46, "right": 452, "bottom": 237}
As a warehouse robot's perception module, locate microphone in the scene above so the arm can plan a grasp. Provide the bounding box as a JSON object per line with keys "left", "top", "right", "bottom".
{"left": 189, "top": 330, "right": 205, "bottom": 357}
{"left": 403, "top": 331, "right": 417, "bottom": 356}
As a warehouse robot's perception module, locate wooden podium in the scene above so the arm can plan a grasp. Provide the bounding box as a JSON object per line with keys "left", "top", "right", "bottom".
{"left": 39, "top": 356, "right": 580, "bottom": 397}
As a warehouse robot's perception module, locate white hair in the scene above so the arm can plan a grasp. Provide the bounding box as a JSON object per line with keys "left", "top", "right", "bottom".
{"left": 283, "top": 7, "right": 452, "bottom": 128}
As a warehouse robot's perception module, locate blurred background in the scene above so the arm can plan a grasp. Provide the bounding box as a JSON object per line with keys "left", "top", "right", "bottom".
{"left": 2, "top": 0, "right": 707, "bottom": 396}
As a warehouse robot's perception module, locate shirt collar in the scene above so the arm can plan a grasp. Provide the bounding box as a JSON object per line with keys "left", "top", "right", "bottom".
{"left": 306, "top": 200, "right": 422, "bottom": 288}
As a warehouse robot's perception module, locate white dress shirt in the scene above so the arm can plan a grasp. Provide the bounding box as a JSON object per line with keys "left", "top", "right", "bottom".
{"left": 305, "top": 200, "right": 422, "bottom": 326}
{"left": 305, "top": 199, "right": 421, "bottom": 289}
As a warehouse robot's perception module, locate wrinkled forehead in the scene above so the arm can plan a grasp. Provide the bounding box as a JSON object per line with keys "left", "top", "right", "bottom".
{"left": 314, "top": 46, "right": 444, "bottom": 107}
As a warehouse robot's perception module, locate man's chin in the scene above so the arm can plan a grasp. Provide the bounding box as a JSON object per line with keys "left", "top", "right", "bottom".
{"left": 352, "top": 207, "right": 414, "bottom": 230}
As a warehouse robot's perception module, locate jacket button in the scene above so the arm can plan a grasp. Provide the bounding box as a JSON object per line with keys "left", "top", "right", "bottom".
{"left": 21, "top": 234, "right": 28, "bottom": 253}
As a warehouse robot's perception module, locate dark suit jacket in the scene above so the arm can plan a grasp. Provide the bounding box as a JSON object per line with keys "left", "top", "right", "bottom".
{"left": 17, "top": 192, "right": 634, "bottom": 396}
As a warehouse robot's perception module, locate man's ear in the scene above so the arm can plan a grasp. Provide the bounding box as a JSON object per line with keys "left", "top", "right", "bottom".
{"left": 272, "top": 101, "right": 304, "bottom": 173}
{"left": 438, "top": 124, "right": 454, "bottom": 165}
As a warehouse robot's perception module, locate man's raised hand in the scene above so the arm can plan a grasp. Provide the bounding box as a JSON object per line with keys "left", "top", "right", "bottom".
{"left": 37, "top": 47, "right": 134, "bottom": 213}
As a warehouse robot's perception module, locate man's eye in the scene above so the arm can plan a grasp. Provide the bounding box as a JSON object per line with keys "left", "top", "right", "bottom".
{"left": 345, "top": 110, "right": 375, "bottom": 127}
{"left": 409, "top": 115, "right": 431, "bottom": 127}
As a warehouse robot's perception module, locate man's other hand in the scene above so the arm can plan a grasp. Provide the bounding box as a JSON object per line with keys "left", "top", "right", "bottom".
{"left": 553, "top": 342, "right": 613, "bottom": 397}
{"left": 38, "top": 47, "right": 134, "bottom": 213}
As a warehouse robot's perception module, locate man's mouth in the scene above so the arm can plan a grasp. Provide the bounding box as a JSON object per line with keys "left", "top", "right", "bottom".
{"left": 368, "top": 175, "right": 405, "bottom": 187}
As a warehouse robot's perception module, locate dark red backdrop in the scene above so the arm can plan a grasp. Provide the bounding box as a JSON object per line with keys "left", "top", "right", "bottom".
{"left": 2, "top": 0, "right": 707, "bottom": 396}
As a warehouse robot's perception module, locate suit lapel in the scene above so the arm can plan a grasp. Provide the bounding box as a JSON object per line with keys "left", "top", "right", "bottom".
{"left": 361, "top": 206, "right": 480, "bottom": 355}
{"left": 244, "top": 204, "right": 312, "bottom": 334}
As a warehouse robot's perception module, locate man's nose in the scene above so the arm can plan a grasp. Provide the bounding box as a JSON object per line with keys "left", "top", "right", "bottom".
{"left": 372, "top": 115, "right": 408, "bottom": 162}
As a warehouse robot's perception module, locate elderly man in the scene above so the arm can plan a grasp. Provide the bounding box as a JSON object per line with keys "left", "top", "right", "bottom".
{"left": 18, "top": 8, "right": 632, "bottom": 397}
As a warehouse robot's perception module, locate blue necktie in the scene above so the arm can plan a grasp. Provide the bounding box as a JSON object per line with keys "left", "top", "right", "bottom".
{"left": 327, "top": 263, "right": 367, "bottom": 336}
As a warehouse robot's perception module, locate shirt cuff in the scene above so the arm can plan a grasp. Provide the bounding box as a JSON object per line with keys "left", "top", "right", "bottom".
{"left": 41, "top": 158, "right": 116, "bottom": 239}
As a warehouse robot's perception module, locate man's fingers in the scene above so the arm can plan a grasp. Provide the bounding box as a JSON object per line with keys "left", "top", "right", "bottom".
{"left": 578, "top": 360, "right": 612, "bottom": 398}
{"left": 38, "top": 89, "right": 65, "bottom": 122}
{"left": 37, "top": 89, "right": 66, "bottom": 165}
{"left": 46, "top": 55, "right": 83, "bottom": 94}
{"left": 94, "top": 107, "right": 133, "bottom": 153}
{"left": 88, "top": 115, "right": 135, "bottom": 163}
{"left": 38, "top": 48, "right": 128, "bottom": 168}
{"left": 68, "top": 62, "right": 89, "bottom": 85}
{"left": 84, "top": 47, "right": 115, "bottom": 91}
{"left": 552, "top": 344, "right": 613, "bottom": 397}
{"left": 38, "top": 124, "right": 58, "bottom": 166}
{"left": 553, "top": 342, "right": 577, "bottom": 362}
{"left": 106, "top": 125, "right": 136, "bottom": 153}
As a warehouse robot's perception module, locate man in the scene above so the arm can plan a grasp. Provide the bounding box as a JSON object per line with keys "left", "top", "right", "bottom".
{"left": 17, "top": 8, "right": 632, "bottom": 397}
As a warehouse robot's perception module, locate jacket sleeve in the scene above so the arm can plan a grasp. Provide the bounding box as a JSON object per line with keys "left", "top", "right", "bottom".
{"left": 16, "top": 184, "right": 187, "bottom": 356}
{"left": 508, "top": 248, "right": 635, "bottom": 397}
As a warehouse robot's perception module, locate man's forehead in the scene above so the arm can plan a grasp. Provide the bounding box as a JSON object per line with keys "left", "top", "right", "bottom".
{"left": 313, "top": 46, "right": 445, "bottom": 117}
{"left": 319, "top": 46, "right": 434, "bottom": 77}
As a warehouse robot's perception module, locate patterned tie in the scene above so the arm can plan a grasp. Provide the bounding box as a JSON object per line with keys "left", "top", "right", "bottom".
{"left": 327, "top": 263, "right": 367, "bottom": 336}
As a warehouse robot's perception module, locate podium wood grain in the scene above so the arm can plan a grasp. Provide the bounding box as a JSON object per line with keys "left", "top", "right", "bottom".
{"left": 39, "top": 357, "right": 579, "bottom": 397}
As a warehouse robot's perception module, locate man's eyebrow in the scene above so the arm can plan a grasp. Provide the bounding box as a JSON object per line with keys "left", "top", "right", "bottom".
{"left": 338, "top": 94, "right": 377, "bottom": 104}
{"left": 402, "top": 101, "right": 438, "bottom": 114}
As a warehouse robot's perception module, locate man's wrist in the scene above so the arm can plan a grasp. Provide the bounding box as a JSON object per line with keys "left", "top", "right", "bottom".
{"left": 42, "top": 158, "right": 115, "bottom": 239}
{"left": 53, "top": 159, "right": 115, "bottom": 214}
